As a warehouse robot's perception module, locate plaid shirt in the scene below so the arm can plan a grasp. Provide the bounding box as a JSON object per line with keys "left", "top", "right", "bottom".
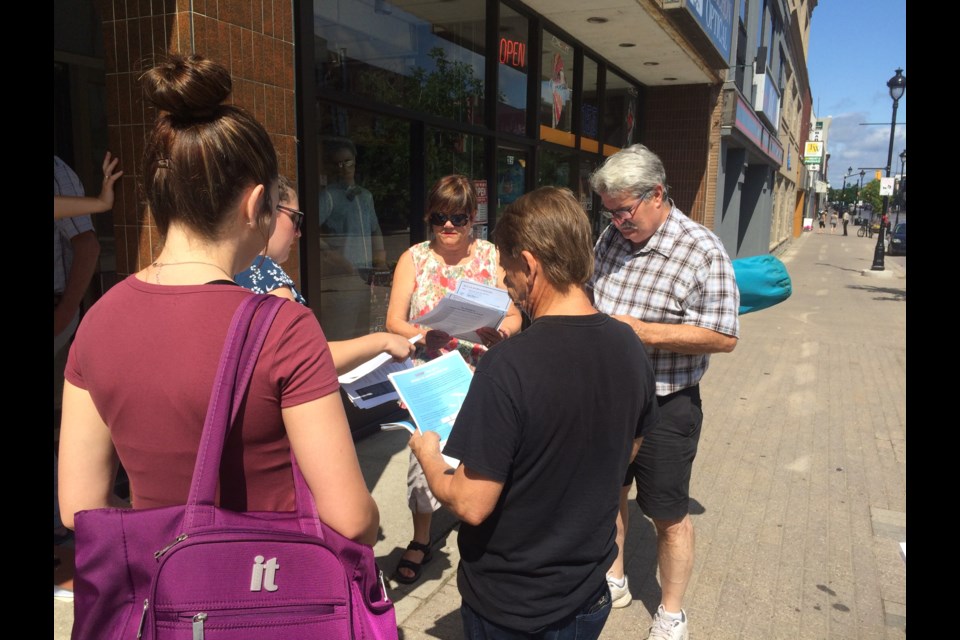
{"left": 589, "top": 206, "right": 740, "bottom": 396}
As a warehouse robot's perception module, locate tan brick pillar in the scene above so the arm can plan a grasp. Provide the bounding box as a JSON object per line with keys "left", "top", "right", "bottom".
{"left": 99, "top": 0, "right": 298, "bottom": 278}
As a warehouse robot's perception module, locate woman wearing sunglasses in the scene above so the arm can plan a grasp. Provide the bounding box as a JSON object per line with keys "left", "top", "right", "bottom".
{"left": 236, "top": 175, "right": 307, "bottom": 304}
{"left": 385, "top": 174, "right": 522, "bottom": 585}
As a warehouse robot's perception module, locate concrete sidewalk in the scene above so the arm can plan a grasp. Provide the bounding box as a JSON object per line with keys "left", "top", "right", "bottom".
{"left": 54, "top": 230, "right": 906, "bottom": 639}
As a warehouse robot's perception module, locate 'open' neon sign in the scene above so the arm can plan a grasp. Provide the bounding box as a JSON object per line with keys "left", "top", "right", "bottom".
{"left": 499, "top": 38, "right": 526, "bottom": 70}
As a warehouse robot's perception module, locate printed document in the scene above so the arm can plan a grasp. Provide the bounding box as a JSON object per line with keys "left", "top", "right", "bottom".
{"left": 411, "top": 280, "right": 511, "bottom": 343}
{"left": 339, "top": 334, "right": 420, "bottom": 409}
{"left": 382, "top": 351, "right": 473, "bottom": 467}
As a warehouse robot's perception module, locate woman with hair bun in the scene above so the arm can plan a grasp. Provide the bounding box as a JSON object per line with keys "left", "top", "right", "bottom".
{"left": 58, "top": 54, "right": 379, "bottom": 546}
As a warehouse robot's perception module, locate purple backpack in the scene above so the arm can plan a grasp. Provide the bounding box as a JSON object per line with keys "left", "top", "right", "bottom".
{"left": 70, "top": 295, "right": 398, "bottom": 639}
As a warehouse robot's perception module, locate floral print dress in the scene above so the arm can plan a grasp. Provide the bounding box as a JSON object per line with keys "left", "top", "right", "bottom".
{"left": 409, "top": 239, "right": 499, "bottom": 367}
{"left": 234, "top": 256, "right": 307, "bottom": 305}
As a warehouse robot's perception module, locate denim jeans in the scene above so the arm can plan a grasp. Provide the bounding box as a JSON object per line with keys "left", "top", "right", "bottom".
{"left": 460, "top": 581, "right": 612, "bottom": 640}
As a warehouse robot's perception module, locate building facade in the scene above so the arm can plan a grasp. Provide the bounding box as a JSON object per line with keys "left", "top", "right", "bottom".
{"left": 55, "top": 0, "right": 816, "bottom": 434}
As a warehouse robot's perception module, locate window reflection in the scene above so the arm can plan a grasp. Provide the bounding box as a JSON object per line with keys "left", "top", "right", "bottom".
{"left": 604, "top": 72, "right": 638, "bottom": 151}
{"left": 540, "top": 32, "right": 574, "bottom": 144}
{"left": 426, "top": 129, "right": 487, "bottom": 238}
{"left": 315, "top": 0, "right": 486, "bottom": 126}
{"left": 497, "top": 3, "right": 528, "bottom": 136}
{"left": 538, "top": 146, "right": 576, "bottom": 192}
{"left": 312, "top": 108, "right": 411, "bottom": 340}
{"left": 581, "top": 57, "right": 599, "bottom": 152}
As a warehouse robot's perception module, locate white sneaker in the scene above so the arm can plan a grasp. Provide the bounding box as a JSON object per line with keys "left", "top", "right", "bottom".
{"left": 53, "top": 585, "right": 74, "bottom": 602}
{"left": 646, "top": 605, "right": 688, "bottom": 640}
{"left": 606, "top": 574, "right": 632, "bottom": 608}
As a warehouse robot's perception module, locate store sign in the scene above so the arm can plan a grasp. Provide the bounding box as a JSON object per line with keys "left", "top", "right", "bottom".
{"left": 803, "top": 141, "right": 823, "bottom": 164}
{"left": 499, "top": 38, "right": 526, "bottom": 70}
{"left": 474, "top": 179, "right": 489, "bottom": 224}
{"left": 662, "top": 0, "right": 734, "bottom": 62}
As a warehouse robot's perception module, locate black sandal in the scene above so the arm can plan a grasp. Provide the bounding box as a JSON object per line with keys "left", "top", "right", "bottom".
{"left": 394, "top": 540, "right": 433, "bottom": 585}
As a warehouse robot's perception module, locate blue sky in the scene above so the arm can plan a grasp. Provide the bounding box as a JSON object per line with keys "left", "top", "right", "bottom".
{"left": 806, "top": 0, "right": 907, "bottom": 188}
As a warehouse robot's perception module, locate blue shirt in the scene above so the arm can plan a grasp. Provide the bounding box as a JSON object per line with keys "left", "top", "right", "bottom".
{"left": 235, "top": 256, "right": 306, "bottom": 305}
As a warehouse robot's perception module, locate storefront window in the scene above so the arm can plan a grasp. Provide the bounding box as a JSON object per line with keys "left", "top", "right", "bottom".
{"left": 496, "top": 147, "right": 527, "bottom": 218}
{"left": 580, "top": 57, "right": 600, "bottom": 152}
{"left": 538, "top": 145, "right": 577, "bottom": 192}
{"left": 539, "top": 31, "right": 575, "bottom": 145}
{"left": 314, "top": 0, "right": 486, "bottom": 127}
{"left": 311, "top": 106, "right": 411, "bottom": 340}
{"left": 604, "top": 72, "right": 638, "bottom": 152}
{"left": 497, "top": 3, "right": 528, "bottom": 136}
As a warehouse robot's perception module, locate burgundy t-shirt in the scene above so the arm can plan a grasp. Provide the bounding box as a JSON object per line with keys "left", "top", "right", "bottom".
{"left": 65, "top": 275, "right": 339, "bottom": 512}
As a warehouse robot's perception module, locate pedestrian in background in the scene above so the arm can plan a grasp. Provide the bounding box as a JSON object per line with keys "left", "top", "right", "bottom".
{"left": 409, "top": 186, "right": 659, "bottom": 639}
{"left": 829, "top": 209, "right": 839, "bottom": 234}
{"left": 589, "top": 144, "right": 740, "bottom": 640}
{"left": 842, "top": 210, "right": 851, "bottom": 236}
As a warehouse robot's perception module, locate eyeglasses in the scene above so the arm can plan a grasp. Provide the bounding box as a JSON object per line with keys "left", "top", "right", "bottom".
{"left": 278, "top": 204, "right": 304, "bottom": 231}
{"left": 600, "top": 188, "right": 657, "bottom": 222}
{"left": 335, "top": 159, "right": 356, "bottom": 169}
{"left": 429, "top": 212, "right": 471, "bottom": 227}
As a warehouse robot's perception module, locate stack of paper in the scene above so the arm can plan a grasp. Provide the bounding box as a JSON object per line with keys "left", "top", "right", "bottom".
{"left": 412, "top": 280, "right": 511, "bottom": 343}
{"left": 338, "top": 335, "right": 420, "bottom": 409}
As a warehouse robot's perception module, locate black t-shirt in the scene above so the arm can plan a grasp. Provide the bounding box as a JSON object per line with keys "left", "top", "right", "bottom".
{"left": 444, "top": 313, "right": 660, "bottom": 631}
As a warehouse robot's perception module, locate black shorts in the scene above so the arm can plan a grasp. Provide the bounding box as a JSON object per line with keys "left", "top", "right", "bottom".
{"left": 623, "top": 385, "right": 703, "bottom": 521}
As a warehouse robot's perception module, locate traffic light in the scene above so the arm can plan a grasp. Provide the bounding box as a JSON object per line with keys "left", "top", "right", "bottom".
{"left": 875, "top": 170, "right": 882, "bottom": 180}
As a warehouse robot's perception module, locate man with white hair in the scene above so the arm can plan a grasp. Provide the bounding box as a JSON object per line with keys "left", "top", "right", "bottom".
{"left": 588, "top": 144, "right": 740, "bottom": 640}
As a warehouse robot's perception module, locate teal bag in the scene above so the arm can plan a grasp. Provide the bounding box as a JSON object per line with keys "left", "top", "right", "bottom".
{"left": 732, "top": 254, "right": 792, "bottom": 314}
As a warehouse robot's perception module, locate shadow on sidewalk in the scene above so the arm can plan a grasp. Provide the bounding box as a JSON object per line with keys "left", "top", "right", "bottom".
{"left": 847, "top": 283, "right": 906, "bottom": 302}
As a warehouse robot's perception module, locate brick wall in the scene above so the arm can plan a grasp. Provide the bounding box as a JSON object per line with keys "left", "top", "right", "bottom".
{"left": 99, "top": 0, "right": 298, "bottom": 278}
{"left": 640, "top": 84, "right": 721, "bottom": 228}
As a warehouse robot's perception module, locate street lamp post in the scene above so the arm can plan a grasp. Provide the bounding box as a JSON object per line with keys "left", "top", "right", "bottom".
{"left": 857, "top": 169, "right": 865, "bottom": 225}
{"left": 840, "top": 173, "right": 848, "bottom": 214}
{"left": 895, "top": 149, "right": 906, "bottom": 227}
{"left": 872, "top": 68, "right": 906, "bottom": 271}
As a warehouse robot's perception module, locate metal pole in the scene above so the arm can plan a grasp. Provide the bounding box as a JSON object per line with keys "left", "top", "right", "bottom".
{"left": 895, "top": 152, "right": 906, "bottom": 228}
{"left": 871, "top": 97, "right": 900, "bottom": 270}
{"left": 841, "top": 175, "right": 847, "bottom": 214}
{"left": 857, "top": 171, "right": 864, "bottom": 226}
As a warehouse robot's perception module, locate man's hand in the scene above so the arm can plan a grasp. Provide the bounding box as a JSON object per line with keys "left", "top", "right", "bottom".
{"left": 409, "top": 429, "right": 442, "bottom": 462}
{"left": 475, "top": 326, "right": 510, "bottom": 348}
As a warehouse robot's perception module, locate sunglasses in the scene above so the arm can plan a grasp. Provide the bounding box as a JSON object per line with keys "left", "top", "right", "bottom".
{"left": 429, "top": 212, "right": 471, "bottom": 227}
{"left": 278, "top": 204, "right": 304, "bottom": 231}
{"left": 335, "top": 159, "right": 356, "bottom": 169}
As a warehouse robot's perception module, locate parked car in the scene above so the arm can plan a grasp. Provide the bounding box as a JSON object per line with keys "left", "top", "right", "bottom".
{"left": 886, "top": 222, "right": 906, "bottom": 255}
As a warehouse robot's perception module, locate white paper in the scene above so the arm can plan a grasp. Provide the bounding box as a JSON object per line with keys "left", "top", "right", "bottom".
{"left": 338, "top": 334, "right": 421, "bottom": 385}
{"left": 341, "top": 359, "right": 412, "bottom": 409}
{"left": 454, "top": 280, "right": 511, "bottom": 311}
{"left": 338, "top": 334, "right": 421, "bottom": 409}
{"left": 413, "top": 281, "right": 509, "bottom": 343}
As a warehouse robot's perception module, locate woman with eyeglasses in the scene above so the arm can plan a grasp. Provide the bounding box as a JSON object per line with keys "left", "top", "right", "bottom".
{"left": 385, "top": 174, "right": 522, "bottom": 585}
{"left": 236, "top": 176, "right": 414, "bottom": 374}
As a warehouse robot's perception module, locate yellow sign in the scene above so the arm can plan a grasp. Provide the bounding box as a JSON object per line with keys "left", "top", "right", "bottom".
{"left": 803, "top": 141, "right": 823, "bottom": 164}
{"left": 876, "top": 170, "right": 882, "bottom": 180}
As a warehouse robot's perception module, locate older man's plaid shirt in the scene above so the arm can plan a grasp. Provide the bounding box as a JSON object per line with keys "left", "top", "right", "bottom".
{"left": 589, "top": 206, "right": 740, "bottom": 396}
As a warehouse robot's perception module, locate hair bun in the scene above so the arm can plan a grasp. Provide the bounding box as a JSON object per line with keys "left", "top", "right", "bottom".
{"left": 141, "top": 54, "right": 232, "bottom": 121}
